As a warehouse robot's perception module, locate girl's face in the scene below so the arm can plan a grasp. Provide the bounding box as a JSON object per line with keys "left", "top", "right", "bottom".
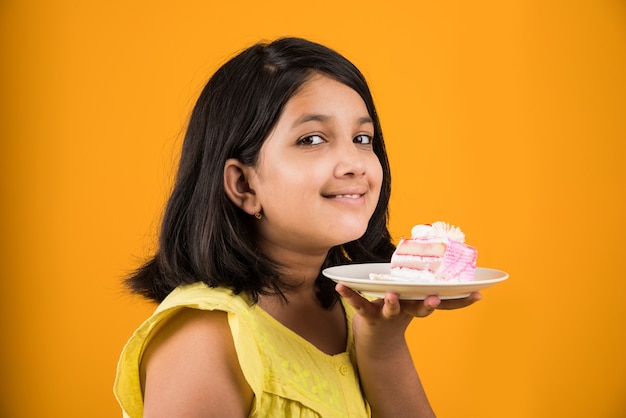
{"left": 249, "top": 73, "right": 383, "bottom": 258}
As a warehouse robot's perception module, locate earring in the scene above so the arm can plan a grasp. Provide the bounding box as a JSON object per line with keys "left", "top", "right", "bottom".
{"left": 254, "top": 212, "right": 263, "bottom": 220}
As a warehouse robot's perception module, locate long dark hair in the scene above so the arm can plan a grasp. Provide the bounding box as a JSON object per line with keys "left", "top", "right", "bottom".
{"left": 127, "top": 37, "right": 395, "bottom": 307}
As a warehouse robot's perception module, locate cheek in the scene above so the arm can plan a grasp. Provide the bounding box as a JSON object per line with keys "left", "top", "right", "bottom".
{"left": 370, "top": 158, "right": 384, "bottom": 192}
{"left": 258, "top": 163, "right": 314, "bottom": 206}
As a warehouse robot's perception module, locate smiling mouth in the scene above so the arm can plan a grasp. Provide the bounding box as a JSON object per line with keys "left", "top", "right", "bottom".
{"left": 326, "top": 194, "right": 364, "bottom": 199}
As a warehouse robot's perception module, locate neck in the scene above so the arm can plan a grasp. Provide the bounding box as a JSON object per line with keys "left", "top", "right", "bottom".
{"left": 257, "top": 238, "right": 329, "bottom": 290}
{"left": 277, "top": 255, "right": 326, "bottom": 293}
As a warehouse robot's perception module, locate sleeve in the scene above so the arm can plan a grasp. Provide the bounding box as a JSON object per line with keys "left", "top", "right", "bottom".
{"left": 113, "top": 283, "right": 244, "bottom": 417}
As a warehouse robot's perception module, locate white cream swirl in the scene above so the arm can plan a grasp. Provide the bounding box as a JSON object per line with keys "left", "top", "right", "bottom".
{"left": 411, "top": 221, "right": 465, "bottom": 242}
{"left": 411, "top": 224, "right": 436, "bottom": 239}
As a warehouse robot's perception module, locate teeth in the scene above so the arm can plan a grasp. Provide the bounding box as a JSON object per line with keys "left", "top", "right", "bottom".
{"left": 335, "top": 194, "right": 361, "bottom": 199}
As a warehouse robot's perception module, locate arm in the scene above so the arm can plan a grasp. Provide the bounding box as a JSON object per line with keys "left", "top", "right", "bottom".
{"left": 336, "top": 284, "right": 481, "bottom": 418}
{"left": 140, "top": 308, "right": 253, "bottom": 418}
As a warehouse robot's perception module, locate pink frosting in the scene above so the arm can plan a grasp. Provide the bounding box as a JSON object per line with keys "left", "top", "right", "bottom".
{"left": 436, "top": 239, "right": 477, "bottom": 281}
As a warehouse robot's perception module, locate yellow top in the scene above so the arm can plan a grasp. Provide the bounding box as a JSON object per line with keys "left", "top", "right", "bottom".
{"left": 114, "top": 282, "right": 370, "bottom": 418}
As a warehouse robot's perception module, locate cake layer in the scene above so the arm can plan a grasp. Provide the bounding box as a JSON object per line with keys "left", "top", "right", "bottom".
{"left": 391, "top": 254, "right": 442, "bottom": 271}
{"left": 393, "top": 239, "right": 446, "bottom": 257}
{"left": 390, "top": 236, "right": 477, "bottom": 282}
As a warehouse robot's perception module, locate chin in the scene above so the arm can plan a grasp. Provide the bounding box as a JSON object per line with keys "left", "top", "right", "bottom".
{"left": 335, "top": 225, "right": 369, "bottom": 245}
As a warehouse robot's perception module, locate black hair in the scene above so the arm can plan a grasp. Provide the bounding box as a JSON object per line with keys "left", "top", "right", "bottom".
{"left": 126, "top": 37, "right": 395, "bottom": 307}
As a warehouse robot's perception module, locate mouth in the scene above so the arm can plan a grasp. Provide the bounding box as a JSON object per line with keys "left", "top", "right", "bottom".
{"left": 326, "top": 193, "right": 364, "bottom": 199}
{"left": 322, "top": 186, "right": 368, "bottom": 201}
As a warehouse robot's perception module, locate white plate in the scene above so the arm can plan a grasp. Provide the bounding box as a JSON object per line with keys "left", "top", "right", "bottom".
{"left": 323, "top": 263, "right": 509, "bottom": 300}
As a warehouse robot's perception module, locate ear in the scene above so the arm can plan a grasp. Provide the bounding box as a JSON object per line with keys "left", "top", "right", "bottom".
{"left": 223, "top": 158, "right": 260, "bottom": 216}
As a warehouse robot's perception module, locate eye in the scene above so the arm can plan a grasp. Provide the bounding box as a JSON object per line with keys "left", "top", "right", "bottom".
{"left": 353, "top": 134, "right": 373, "bottom": 145}
{"left": 296, "top": 134, "right": 325, "bottom": 146}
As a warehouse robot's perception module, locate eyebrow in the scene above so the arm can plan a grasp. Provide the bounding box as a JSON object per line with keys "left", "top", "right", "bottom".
{"left": 291, "top": 114, "right": 374, "bottom": 128}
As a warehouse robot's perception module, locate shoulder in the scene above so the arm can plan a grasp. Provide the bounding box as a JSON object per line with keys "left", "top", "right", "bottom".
{"left": 155, "top": 282, "right": 251, "bottom": 315}
{"left": 141, "top": 307, "right": 253, "bottom": 417}
{"left": 141, "top": 308, "right": 232, "bottom": 382}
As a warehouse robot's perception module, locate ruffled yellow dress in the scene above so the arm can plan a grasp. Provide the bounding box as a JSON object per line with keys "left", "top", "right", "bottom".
{"left": 114, "top": 282, "right": 370, "bottom": 417}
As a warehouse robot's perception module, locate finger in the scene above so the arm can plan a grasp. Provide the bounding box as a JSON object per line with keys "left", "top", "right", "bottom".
{"left": 436, "top": 292, "right": 483, "bottom": 310}
{"left": 400, "top": 295, "right": 440, "bottom": 317}
{"left": 382, "top": 292, "right": 402, "bottom": 318}
{"left": 335, "top": 283, "right": 375, "bottom": 315}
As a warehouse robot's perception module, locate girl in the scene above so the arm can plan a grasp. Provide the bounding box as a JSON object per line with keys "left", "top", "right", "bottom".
{"left": 114, "top": 37, "right": 480, "bottom": 418}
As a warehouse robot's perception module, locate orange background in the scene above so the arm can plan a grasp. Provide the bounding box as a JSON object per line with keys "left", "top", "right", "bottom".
{"left": 2, "top": 1, "right": 625, "bottom": 417}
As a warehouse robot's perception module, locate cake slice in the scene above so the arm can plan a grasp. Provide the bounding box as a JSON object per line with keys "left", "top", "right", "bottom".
{"left": 374, "top": 222, "right": 477, "bottom": 283}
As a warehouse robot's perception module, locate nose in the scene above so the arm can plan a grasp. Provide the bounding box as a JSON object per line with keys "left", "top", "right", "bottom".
{"left": 333, "top": 140, "right": 367, "bottom": 178}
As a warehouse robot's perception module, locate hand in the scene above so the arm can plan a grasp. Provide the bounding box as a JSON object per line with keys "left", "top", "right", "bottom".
{"left": 336, "top": 283, "right": 482, "bottom": 320}
{"left": 336, "top": 283, "right": 483, "bottom": 355}
{"left": 394, "top": 290, "right": 483, "bottom": 318}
